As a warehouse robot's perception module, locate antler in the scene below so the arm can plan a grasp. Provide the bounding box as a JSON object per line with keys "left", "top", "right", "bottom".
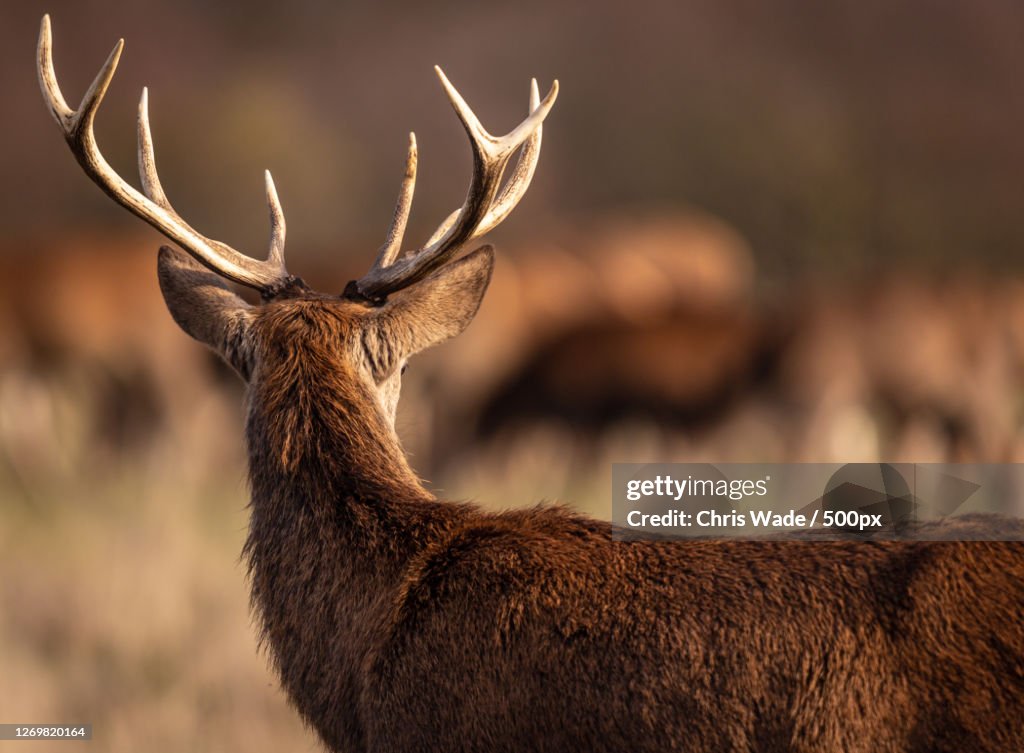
{"left": 37, "top": 15, "right": 297, "bottom": 297}
{"left": 348, "top": 67, "right": 558, "bottom": 302}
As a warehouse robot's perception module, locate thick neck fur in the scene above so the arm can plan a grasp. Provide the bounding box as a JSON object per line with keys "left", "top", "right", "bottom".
{"left": 240, "top": 300, "right": 465, "bottom": 750}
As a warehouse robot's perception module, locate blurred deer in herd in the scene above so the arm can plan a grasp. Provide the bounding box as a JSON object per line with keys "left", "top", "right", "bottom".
{"left": 0, "top": 234, "right": 239, "bottom": 482}
{"left": 39, "top": 15, "right": 1024, "bottom": 753}
{"left": 457, "top": 266, "right": 1024, "bottom": 471}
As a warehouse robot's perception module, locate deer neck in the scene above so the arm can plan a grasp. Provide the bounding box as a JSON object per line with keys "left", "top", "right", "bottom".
{"left": 247, "top": 337, "right": 428, "bottom": 493}
{"left": 240, "top": 352, "right": 463, "bottom": 746}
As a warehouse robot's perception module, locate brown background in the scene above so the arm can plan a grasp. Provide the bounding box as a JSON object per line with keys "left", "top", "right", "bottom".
{"left": 2, "top": 1, "right": 1024, "bottom": 750}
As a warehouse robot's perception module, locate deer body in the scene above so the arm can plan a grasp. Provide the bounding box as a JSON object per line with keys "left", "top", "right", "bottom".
{"left": 39, "top": 15, "right": 1024, "bottom": 752}
{"left": 235, "top": 301, "right": 1024, "bottom": 751}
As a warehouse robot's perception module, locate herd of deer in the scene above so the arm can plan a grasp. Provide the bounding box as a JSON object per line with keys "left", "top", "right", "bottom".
{"left": 34, "top": 15, "right": 1024, "bottom": 753}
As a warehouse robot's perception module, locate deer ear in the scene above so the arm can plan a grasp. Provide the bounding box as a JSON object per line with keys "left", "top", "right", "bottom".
{"left": 157, "top": 245, "right": 255, "bottom": 378}
{"left": 375, "top": 244, "right": 494, "bottom": 358}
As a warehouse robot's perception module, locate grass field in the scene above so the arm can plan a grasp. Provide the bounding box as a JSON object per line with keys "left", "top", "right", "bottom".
{"left": 0, "top": 416, "right": 319, "bottom": 752}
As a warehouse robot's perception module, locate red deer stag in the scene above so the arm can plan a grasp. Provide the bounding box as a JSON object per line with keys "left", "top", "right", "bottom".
{"left": 39, "top": 15, "right": 1024, "bottom": 753}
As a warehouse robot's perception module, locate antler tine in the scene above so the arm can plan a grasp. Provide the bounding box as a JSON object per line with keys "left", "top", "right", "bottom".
{"left": 423, "top": 77, "right": 546, "bottom": 248}
{"left": 264, "top": 170, "right": 287, "bottom": 267}
{"left": 37, "top": 15, "right": 75, "bottom": 125}
{"left": 137, "top": 87, "right": 170, "bottom": 208}
{"left": 353, "top": 69, "right": 557, "bottom": 300}
{"left": 474, "top": 78, "right": 545, "bottom": 236}
{"left": 374, "top": 133, "right": 418, "bottom": 269}
{"left": 38, "top": 15, "right": 296, "bottom": 297}
{"left": 423, "top": 68, "right": 556, "bottom": 251}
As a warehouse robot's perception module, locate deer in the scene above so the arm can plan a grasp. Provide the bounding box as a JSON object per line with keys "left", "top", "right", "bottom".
{"left": 37, "top": 15, "right": 1024, "bottom": 753}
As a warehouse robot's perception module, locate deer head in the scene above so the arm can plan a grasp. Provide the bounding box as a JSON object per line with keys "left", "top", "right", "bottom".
{"left": 37, "top": 15, "right": 557, "bottom": 433}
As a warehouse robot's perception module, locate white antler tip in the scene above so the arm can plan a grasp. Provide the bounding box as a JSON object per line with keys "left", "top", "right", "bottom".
{"left": 531, "top": 79, "right": 559, "bottom": 117}
{"left": 434, "top": 66, "right": 460, "bottom": 100}
{"left": 39, "top": 15, "right": 56, "bottom": 50}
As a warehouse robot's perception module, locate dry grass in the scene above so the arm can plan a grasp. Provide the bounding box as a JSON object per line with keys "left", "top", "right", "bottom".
{"left": 0, "top": 430, "right": 316, "bottom": 753}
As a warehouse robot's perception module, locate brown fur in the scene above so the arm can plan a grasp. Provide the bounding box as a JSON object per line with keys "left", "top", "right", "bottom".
{"left": 155, "top": 245, "right": 1024, "bottom": 752}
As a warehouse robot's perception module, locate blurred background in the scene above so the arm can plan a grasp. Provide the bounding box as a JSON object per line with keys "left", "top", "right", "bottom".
{"left": 4, "top": 0, "right": 1024, "bottom": 750}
